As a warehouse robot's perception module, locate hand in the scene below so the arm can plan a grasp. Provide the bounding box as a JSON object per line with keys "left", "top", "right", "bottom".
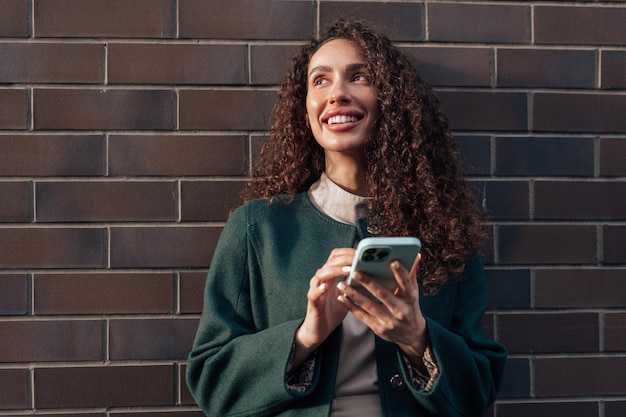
{"left": 293, "top": 248, "right": 353, "bottom": 367}
{"left": 337, "top": 254, "right": 428, "bottom": 368}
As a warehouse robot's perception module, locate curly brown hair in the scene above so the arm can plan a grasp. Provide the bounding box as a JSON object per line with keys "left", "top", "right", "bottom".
{"left": 241, "top": 19, "right": 488, "bottom": 290}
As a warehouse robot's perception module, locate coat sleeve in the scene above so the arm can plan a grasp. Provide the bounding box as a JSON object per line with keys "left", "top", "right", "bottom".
{"left": 405, "top": 254, "right": 507, "bottom": 417}
{"left": 185, "top": 205, "right": 317, "bottom": 417}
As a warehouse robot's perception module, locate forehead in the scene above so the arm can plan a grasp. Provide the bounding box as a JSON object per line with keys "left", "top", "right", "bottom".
{"left": 308, "top": 38, "right": 366, "bottom": 72}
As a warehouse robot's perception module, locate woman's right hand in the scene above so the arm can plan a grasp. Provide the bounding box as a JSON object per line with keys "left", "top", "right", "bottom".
{"left": 292, "top": 248, "right": 354, "bottom": 367}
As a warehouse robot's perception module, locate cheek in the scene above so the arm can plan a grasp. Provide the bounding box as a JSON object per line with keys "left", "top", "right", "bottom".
{"left": 305, "top": 97, "right": 321, "bottom": 126}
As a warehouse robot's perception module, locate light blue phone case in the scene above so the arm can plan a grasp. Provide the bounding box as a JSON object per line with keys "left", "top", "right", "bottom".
{"left": 347, "top": 237, "right": 422, "bottom": 300}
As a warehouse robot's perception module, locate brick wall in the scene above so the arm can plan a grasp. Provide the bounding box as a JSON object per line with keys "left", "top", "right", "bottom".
{"left": 0, "top": 1, "right": 625, "bottom": 416}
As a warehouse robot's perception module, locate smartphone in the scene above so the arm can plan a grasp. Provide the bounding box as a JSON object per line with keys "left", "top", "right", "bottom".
{"left": 347, "top": 237, "right": 422, "bottom": 300}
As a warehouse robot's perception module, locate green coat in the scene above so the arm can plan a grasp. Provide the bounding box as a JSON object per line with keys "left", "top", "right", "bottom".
{"left": 186, "top": 193, "right": 507, "bottom": 417}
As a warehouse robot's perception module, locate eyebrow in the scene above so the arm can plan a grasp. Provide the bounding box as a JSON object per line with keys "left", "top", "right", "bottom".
{"left": 308, "top": 63, "right": 369, "bottom": 78}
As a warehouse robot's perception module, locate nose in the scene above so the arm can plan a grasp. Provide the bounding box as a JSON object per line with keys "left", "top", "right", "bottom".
{"left": 329, "top": 79, "right": 351, "bottom": 104}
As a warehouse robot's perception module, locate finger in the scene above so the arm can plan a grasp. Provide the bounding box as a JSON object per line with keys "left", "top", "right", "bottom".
{"left": 327, "top": 247, "right": 356, "bottom": 264}
{"left": 336, "top": 281, "right": 378, "bottom": 321}
{"left": 410, "top": 253, "right": 422, "bottom": 276}
{"left": 390, "top": 260, "right": 410, "bottom": 295}
{"left": 393, "top": 253, "right": 421, "bottom": 295}
{"left": 329, "top": 247, "right": 357, "bottom": 258}
{"left": 343, "top": 272, "right": 395, "bottom": 312}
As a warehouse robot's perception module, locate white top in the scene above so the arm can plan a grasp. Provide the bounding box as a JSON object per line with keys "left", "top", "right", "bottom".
{"left": 308, "top": 173, "right": 382, "bottom": 417}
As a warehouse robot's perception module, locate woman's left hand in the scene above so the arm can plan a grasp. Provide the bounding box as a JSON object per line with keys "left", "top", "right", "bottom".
{"left": 337, "top": 254, "right": 428, "bottom": 368}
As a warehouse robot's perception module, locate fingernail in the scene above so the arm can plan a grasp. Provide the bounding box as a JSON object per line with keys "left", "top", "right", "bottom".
{"left": 337, "top": 282, "right": 346, "bottom": 291}
{"left": 341, "top": 266, "right": 351, "bottom": 273}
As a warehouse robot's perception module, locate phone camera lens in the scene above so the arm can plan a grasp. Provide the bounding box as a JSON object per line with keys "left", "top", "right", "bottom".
{"left": 363, "top": 248, "right": 377, "bottom": 261}
{"left": 377, "top": 249, "right": 389, "bottom": 260}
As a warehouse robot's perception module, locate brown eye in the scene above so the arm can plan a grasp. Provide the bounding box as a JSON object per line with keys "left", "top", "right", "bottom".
{"left": 353, "top": 74, "right": 371, "bottom": 83}
{"left": 312, "top": 76, "right": 327, "bottom": 86}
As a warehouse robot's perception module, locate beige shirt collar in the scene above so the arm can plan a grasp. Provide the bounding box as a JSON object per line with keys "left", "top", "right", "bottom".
{"left": 307, "top": 173, "right": 369, "bottom": 225}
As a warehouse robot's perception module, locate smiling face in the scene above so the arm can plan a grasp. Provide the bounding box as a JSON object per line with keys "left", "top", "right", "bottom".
{"left": 305, "top": 38, "right": 379, "bottom": 164}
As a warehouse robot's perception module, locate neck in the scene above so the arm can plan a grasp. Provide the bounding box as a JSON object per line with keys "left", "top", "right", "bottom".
{"left": 324, "top": 154, "right": 368, "bottom": 196}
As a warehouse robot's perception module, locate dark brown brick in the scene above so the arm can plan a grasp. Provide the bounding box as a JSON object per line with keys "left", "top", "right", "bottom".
{"left": 36, "top": 181, "right": 176, "bottom": 222}
{"left": 604, "top": 226, "right": 626, "bottom": 264}
{"left": 0, "top": 43, "right": 102, "bottom": 84}
{"left": 482, "top": 314, "right": 494, "bottom": 340}
{"left": 535, "top": 5, "right": 626, "bottom": 46}
{"left": 497, "top": 48, "right": 596, "bottom": 88}
{"left": 495, "top": 137, "right": 594, "bottom": 176}
{"left": 600, "top": 137, "right": 626, "bottom": 177}
{"left": 34, "top": 273, "right": 174, "bottom": 314}
{"left": 108, "top": 44, "right": 246, "bottom": 85}
{"left": 110, "top": 226, "right": 221, "bottom": 268}
{"left": 465, "top": 181, "right": 485, "bottom": 213}
{"left": 112, "top": 412, "right": 205, "bottom": 417}
{"left": 497, "top": 402, "right": 599, "bottom": 417}
{"left": 320, "top": 2, "right": 424, "bottom": 42}
{"left": 179, "top": 89, "right": 276, "bottom": 131}
{"left": 606, "top": 401, "right": 626, "bottom": 417}
{"left": 498, "top": 357, "right": 530, "bottom": 398}
{"left": 403, "top": 47, "right": 491, "bottom": 87}
{"left": 485, "top": 269, "right": 531, "bottom": 310}
{"left": 0, "top": 0, "right": 29, "bottom": 37}
{"left": 0, "top": 369, "right": 28, "bottom": 409}
{"left": 34, "top": 0, "right": 174, "bottom": 38}
{"left": 536, "top": 181, "right": 626, "bottom": 220}
{"left": 1, "top": 414, "right": 103, "bottom": 417}
{"left": 0, "top": 89, "right": 27, "bottom": 129}
{"left": 250, "top": 44, "right": 302, "bottom": 85}
{"left": 108, "top": 135, "right": 247, "bottom": 176}
{"left": 484, "top": 180, "right": 529, "bottom": 220}
{"left": 179, "top": 364, "right": 195, "bottom": 405}
{"left": 605, "top": 313, "right": 626, "bottom": 352}
{"left": 180, "top": 180, "right": 246, "bottom": 222}
{"left": 497, "top": 224, "right": 597, "bottom": 265}
{"left": 34, "top": 89, "right": 175, "bottom": 131}
{"left": 456, "top": 135, "right": 491, "bottom": 176}
{"left": 482, "top": 229, "right": 495, "bottom": 266}
{"left": 0, "top": 182, "right": 30, "bottom": 222}
{"left": 180, "top": 271, "right": 206, "bottom": 314}
{"left": 0, "top": 228, "right": 105, "bottom": 268}
{"left": 109, "top": 318, "right": 198, "bottom": 360}
{"left": 0, "top": 274, "right": 28, "bottom": 315}
{"left": 0, "top": 320, "right": 103, "bottom": 362}
{"left": 251, "top": 134, "right": 268, "bottom": 165}
{"left": 437, "top": 91, "right": 527, "bottom": 132}
{"left": 498, "top": 313, "right": 598, "bottom": 353}
{"left": 535, "top": 357, "right": 626, "bottom": 397}
{"left": 534, "top": 92, "right": 626, "bottom": 134}
{"left": 429, "top": 3, "right": 529, "bottom": 44}
{"left": 179, "top": 0, "right": 314, "bottom": 40}
{"left": 535, "top": 268, "right": 626, "bottom": 309}
{"left": 0, "top": 135, "right": 103, "bottom": 176}
{"left": 601, "top": 50, "right": 626, "bottom": 89}
{"left": 34, "top": 365, "right": 174, "bottom": 408}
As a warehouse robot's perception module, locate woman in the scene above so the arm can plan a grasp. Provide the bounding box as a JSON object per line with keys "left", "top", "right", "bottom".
{"left": 187, "top": 19, "right": 507, "bottom": 417}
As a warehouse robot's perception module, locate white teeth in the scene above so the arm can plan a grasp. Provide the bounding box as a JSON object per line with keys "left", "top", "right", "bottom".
{"left": 327, "top": 115, "right": 358, "bottom": 125}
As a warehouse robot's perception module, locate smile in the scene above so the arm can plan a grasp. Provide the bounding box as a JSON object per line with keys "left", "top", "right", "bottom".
{"left": 327, "top": 115, "right": 360, "bottom": 125}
